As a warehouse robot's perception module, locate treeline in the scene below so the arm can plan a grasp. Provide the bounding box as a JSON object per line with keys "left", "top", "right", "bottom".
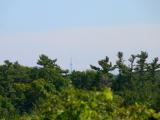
{"left": 0, "top": 51, "right": 160, "bottom": 120}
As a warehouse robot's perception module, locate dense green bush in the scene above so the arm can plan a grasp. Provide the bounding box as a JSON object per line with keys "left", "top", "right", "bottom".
{"left": 0, "top": 52, "right": 160, "bottom": 120}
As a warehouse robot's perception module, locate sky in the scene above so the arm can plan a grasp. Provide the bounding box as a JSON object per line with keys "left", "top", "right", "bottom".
{"left": 0, "top": 0, "right": 160, "bottom": 70}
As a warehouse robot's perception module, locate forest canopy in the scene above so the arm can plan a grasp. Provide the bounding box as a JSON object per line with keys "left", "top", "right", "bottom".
{"left": 0, "top": 51, "right": 160, "bottom": 120}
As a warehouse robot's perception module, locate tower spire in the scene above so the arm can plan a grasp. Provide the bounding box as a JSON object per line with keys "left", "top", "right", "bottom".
{"left": 70, "top": 57, "right": 73, "bottom": 73}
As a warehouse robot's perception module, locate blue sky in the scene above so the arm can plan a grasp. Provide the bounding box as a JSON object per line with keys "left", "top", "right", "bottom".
{"left": 0, "top": 0, "right": 160, "bottom": 70}
{"left": 1, "top": 0, "right": 160, "bottom": 32}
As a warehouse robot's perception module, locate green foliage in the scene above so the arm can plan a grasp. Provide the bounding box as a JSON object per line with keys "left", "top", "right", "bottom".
{"left": 70, "top": 70, "right": 98, "bottom": 90}
{"left": 0, "top": 52, "right": 160, "bottom": 120}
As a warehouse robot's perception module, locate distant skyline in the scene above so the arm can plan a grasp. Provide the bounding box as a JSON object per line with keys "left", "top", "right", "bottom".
{"left": 0, "top": 0, "right": 160, "bottom": 70}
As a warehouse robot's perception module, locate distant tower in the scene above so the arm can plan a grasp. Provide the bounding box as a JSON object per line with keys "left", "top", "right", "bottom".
{"left": 70, "top": 57, "right": 73, "bottom": 73}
